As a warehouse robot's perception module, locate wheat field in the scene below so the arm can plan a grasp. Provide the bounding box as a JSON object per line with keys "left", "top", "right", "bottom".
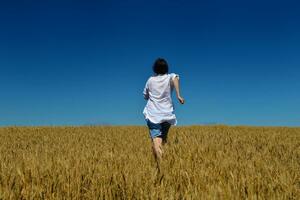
{"left": 0, "top": 126, "right": 299, "bottom": 199}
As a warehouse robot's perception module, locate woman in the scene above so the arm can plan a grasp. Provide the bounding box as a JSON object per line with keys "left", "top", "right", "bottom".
{"left": 143, "top": 58, "right": 185, "bottom": 167}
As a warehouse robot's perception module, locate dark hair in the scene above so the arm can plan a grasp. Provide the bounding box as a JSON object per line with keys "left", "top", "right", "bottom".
{"left": 152, "top": 58, "right": 169, "bottom": 75}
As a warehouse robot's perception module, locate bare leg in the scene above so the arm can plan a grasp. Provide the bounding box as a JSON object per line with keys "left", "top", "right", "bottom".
{"left": 152, "top": 137, "right": 163, "bottom": 170}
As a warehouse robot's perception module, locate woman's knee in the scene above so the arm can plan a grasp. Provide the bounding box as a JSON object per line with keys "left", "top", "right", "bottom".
{"left": 153, "top": 137, "right": 162, "bottom": 145}
{"left": 152, "top": 138, "right": 162, "bottom": 150}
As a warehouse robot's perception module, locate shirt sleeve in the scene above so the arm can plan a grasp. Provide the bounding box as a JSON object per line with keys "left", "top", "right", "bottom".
{"left": 170, "top": 73, "right": 179, "bottom": 80}
{"left": 143, "top": 80, "right": 149, "bottom": 100}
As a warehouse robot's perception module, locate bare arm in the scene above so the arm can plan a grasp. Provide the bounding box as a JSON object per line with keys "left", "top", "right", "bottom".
{"left": 143, "top": 81, "right": 149, "bottom": 100}
{"left": 173, "top": 76, "right": 185, "bottom": 104}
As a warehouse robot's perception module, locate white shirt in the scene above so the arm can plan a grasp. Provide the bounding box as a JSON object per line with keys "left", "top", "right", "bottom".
{"left": 143, "top": 73, "right": 179, "bottom": 125}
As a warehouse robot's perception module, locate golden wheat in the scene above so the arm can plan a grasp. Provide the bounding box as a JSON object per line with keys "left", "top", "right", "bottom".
{"left": 0, "top": 126, "right": 299, "bottom": 199}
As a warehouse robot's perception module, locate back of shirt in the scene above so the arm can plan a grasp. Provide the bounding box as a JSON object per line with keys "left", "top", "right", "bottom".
{"left": 143, "top": 73, "right": 179, "bottom": 125}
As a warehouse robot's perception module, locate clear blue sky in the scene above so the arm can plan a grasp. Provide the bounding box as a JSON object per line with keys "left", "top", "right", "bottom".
{"left": 0, "top": 0, "right": 299, "bottom": 126}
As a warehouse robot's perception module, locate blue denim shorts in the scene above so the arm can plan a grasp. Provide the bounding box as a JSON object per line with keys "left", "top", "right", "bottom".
{"left": 146, "top": 119, "right": 171, "bottom": 140}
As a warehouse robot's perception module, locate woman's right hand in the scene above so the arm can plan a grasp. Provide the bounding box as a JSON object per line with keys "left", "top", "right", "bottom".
{"left": 177, "top": 96, "right": 185, "bottom": 104}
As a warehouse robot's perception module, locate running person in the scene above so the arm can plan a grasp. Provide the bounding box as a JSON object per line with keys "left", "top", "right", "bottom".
{"left": 143, "top": 58, "right": 185, "bottom": 167}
